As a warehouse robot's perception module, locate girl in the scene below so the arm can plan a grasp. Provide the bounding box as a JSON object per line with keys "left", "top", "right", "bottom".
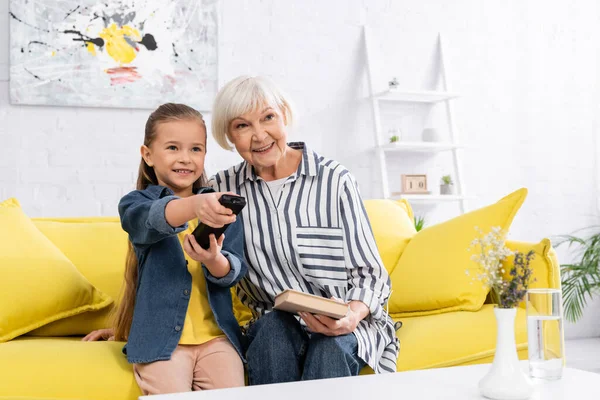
{"left": 88, "top": 103, "right": 247, "bottom": 395}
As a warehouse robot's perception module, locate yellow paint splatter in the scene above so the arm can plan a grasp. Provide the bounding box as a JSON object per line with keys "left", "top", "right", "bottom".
{"left": 86, "top": 42, "right": 96, "bottom": 56}
{"left": 98, "top": 23, "right": 141, "bottom": 64}
{"left": 51, "top": 51, "right": 56, "bottom": 56}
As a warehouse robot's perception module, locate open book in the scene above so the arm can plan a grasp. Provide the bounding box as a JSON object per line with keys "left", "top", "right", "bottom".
{"left": 273, "top": 289, "right": 349, "bottom": 319}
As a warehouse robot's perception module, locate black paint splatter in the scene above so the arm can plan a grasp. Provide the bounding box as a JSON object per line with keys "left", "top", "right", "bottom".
{"left": 172, "top": 43, "right": 179, "bottom": 57}
{"left": 139, "top": 34, "right": 157, "bottom": 50}
{"left": 9, "top": 12, "right": 51, "bottom": 33}
{"left": 28, "top": 40, "right": 51, "bottom": 48}
{"left": 64, "top": 30, "right": 105, "bottom": 48}
{"left": 24, "top": 67, "right": 41, "bottom": 80}
{"left": 64, "top": 5, "right": 80, "bottom": 20}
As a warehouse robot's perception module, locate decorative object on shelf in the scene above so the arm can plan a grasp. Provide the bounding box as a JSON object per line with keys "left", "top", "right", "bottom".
{"left": 440, "top": 175, "right": 454, "bottom": 195}
{"left": 401, "top": 174, "right": 429, "bottom": 194}
{"left": 467, "top": 227, "right": 536, "bottom": 400}
{"left": 553, "top": 227, "right": 600, "bottom": 323}
{"left": 421, "top": 127, "right": 441, "bottom": 142}
{"left": 388, "top": 77, "right": 399, "bottom": 90}
{"left": 388, "top": 127, "right": 402, "bottom": 143}
{"left": 414, "top": 215, "right": 426, "bottom": 232}
{"left": 9, "top": 0, "right": 218, "bottom": 110}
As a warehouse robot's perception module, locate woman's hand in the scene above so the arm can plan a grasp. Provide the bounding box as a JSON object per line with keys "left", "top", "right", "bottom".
{"left": 82, "top": 328, "right": 114, "bottom": 341}
{"left": 183, "top": 233, "right": 230, "bottom": 278}
{"left": 299, "top": 299, "right": 369, "bottom": 336}
{"left": 193, "top": 192, "right": 237, "bottom": 228}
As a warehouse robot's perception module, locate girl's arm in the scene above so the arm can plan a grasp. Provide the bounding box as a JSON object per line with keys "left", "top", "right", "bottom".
{"left": 165, "top": 191, "right": 236, "bottom": 228}
{"left": 119, "top": 189, "right": 187, "bottom": 246}
{"left": 119, "top": 188, "right": 236, "bottom": 247}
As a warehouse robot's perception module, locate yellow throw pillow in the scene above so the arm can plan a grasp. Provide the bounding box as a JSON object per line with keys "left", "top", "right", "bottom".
{"left": 388, "top": 188, "right": 528, "bottom": 317}
{"left": 364, "top": 199, "right": 417, "bottom": 275}
{"left": 27, "top": 218, "right": 128, "bottom": 336}
{"left": 0, "top": 199, "right": 112, "bottom": 342}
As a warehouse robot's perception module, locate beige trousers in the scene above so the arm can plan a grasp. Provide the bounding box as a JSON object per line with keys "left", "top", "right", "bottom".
{"left": 133, "top": 337, "right": 245, "bottom": 395}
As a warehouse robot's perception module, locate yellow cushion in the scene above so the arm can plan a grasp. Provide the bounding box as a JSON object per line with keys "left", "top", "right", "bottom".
{"left": 0, "top": 199, "right": 112, "bottom": 342}
{"left": 363, "top": 199, "right": 416, "bottom": 274}
{"left": 388, "top": 188, "right": 528, "bottom": 317}
{"left": 0, "top": 337, "right": 140, "bottom": 400}
{"left": 28, "top": 218, "right": 128, "bottom": 336}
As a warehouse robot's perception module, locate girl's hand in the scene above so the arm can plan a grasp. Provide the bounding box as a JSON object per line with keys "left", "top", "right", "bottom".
{"left": 82, "top": 328, "right": 114, "bottom": 341}
{"left": 183, "top": 233, "right": 230, "bottom": 278}
{"left": 299, "top": 299, "right": 369, "bottom": 336}
{"left": 193, "top": 192, "right": 237, "bottom": 228}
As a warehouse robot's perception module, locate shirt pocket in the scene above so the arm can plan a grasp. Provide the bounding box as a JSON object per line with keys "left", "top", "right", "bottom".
{"left": 294, "top": 226, "right": 347, "bottom": 288}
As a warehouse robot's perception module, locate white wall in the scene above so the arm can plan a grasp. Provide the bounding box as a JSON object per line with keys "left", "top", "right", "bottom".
{"left": 1, "top": 0, "right": 599, "bottom": 338}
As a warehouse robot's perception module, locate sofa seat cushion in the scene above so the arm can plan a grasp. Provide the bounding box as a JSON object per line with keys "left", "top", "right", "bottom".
{"left": 0, "top": 337, "right": 141, "bottom": 400}
{"left": 394, "top": 304, "right": 528, "bottom": 371}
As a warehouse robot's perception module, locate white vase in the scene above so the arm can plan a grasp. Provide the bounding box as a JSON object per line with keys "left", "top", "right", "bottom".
{"left": 479, "top": 308, "right": 534, "bottom": 400}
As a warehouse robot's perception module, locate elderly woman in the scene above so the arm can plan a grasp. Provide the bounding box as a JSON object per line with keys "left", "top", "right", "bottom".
{"left": 210, "top": 75, "right": 398, "bottom": 383}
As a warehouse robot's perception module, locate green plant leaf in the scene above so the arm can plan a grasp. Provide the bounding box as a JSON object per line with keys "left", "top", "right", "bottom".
{"left": 414, "top": 215, "right": 426, "bottom": 232}
{"left": 555, "top": 228, "right": 600, "bottom": 323}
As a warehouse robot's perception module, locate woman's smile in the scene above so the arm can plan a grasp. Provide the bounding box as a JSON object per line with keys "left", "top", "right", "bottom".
{"left": 252, "top": 142, "right": 275, "bottom": 154}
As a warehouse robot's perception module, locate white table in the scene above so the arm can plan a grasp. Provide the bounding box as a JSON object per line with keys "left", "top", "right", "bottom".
{"left": 140, "top": 363, "right": 600, "bottom": 400}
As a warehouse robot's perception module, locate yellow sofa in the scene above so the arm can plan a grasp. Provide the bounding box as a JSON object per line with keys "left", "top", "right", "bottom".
{"left": 0, "top": 190, "right": 561, "bottom": 400}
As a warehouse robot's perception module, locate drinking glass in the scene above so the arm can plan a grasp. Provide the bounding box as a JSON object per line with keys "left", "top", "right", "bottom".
{"left": 526, "top": 288, "right": 564, "bottom": 380}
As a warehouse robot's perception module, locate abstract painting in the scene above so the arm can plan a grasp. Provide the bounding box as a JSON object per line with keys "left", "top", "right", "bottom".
{"left": 9, "top": 0, "right": 218, "bottom": 110}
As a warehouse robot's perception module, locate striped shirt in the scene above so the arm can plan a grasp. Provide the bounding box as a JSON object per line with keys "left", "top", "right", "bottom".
{"left": 210, "top": 142, "right": 399, "bottom": 373}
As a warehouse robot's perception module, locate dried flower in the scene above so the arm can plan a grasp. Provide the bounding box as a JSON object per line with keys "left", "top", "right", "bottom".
{"left": 466, "top": 226, "right": 536, "bottom": 308}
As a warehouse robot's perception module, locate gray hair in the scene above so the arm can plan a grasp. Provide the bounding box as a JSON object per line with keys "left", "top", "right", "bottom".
{"left": 211, "top": 75, "right": 296, "bottom": 150}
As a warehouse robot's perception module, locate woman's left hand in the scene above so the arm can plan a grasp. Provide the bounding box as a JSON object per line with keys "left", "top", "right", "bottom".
{"left": 299, "top": 299, "right": 368, "bottom": 336}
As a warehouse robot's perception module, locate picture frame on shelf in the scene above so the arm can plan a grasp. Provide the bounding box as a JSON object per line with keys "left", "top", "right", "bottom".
{"left": 401, "top": 174, "right": 429, "bottom": 194}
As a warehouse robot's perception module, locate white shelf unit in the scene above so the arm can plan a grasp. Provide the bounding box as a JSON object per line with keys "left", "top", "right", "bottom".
{"left": 363, "top": 26, "right": 468, "bottom": 214}
{"left": 373, "top": 90, "right": 459, "bottom": 103}
{"left": 380, "top": 142, "right": 463, "bottom": 153}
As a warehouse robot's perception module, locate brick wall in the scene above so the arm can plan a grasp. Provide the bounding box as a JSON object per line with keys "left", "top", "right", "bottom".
{"left": 1, "top": 0, "right": 599, "bottom": 337}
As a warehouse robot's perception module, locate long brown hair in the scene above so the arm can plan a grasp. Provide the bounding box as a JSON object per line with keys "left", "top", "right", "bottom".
{"left": 112, "top": 103, "right": 208, "bottom": 341}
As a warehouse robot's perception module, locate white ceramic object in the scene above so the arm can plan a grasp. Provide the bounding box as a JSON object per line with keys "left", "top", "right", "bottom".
{"left": 421, "top": 128, "right": 440, "bottom": 142}
{"left": 479, "top": 308, "right": 534, "bottom": 400}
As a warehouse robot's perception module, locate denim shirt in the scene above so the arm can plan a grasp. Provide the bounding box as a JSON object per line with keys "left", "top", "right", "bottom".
{"left": 118, "top": 184, "right": 247, "bottom": 364}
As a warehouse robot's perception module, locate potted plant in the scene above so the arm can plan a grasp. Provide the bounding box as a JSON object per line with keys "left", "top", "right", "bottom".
{"left": 467, "top": 227, "right": 536, "bottom": 399}
{"left": 440, "top": 175, "right": 454, "bottom": 195}
{"left": 414, "top": 215, "right": 426, "bottom": 232}
{"left": 553, "top": 227, "right": 600, "bottom": 323}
